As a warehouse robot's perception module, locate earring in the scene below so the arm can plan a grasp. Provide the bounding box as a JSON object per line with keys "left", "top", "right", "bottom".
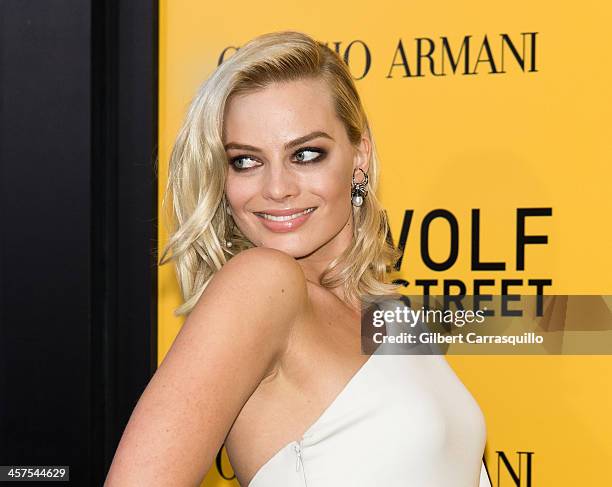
{"left": 224, "top": 203, "right": 233, "bottom": 248}
{"left": 351, "top": 168, "right": 369, "bottom": 207}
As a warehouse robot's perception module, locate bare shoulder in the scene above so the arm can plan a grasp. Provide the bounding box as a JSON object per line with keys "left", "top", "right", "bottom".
{"left": 218, "top": 246, "right": 307, "bottom": 296}
{"left": 103, "top": 247, "right": 309, "bottom": 486}
{"left": 185, "top": 246, "right": 310, "bottom": 380}
{"left": 191, "top": 246, "right": 309, "bottom": 334}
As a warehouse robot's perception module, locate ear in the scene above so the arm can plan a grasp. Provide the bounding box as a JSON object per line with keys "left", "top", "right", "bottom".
{"left": 353, "top": 130, "right": 371, "bottom": 175}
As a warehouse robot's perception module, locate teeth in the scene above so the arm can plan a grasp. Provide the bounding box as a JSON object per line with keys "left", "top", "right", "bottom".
{"left": 259, "top": 207, "right": 315, "bottom": 222}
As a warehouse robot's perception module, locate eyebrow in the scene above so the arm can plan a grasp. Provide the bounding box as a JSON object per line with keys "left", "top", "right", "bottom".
{"left": 224, "top": 130, "right": 334, "bottom": 152}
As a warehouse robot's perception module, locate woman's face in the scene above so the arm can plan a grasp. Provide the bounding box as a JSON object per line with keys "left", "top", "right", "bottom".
{"left": 223, "top": 77, "right": 370, "bottom": 261}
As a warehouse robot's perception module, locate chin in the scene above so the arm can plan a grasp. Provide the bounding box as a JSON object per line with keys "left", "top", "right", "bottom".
{"left": 255, "top": 236, "right": 317, "bottom": 259}
{"left": 259, "top": 242, "right": 304, "bottom": 257}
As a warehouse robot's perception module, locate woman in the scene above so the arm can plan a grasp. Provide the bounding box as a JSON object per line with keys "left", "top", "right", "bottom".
{"left": 105, "top": 31, "right": 491, "bottom": 486}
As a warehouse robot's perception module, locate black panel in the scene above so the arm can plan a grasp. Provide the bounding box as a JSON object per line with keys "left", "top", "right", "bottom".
{"left": 91, "top": 0, "right": 159, "bottom": 482}
{"left": 0, "top": 0, "right": 158, "bottom": 484}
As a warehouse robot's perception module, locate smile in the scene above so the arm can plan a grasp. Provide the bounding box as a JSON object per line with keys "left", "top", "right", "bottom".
{"left": 256, "top": 207, "right": 316, "bottom": 221}
{"left": 253, "top": 207, "right": 317, "bottom": 233}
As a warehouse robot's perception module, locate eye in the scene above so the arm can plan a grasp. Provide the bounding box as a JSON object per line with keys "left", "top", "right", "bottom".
{"left": 294, "top": 147, "right": 326, "bottom": 163}
{"left": 230, "top": 155, "right": 260, "bottom": 171}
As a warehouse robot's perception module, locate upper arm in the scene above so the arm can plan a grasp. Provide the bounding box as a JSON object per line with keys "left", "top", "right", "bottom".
{"left": 105, "top": 247, "right": 308, "bottom": 486}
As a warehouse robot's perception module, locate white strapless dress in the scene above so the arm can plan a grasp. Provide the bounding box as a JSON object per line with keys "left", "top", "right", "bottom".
{"left": 246, "top": 299, "right": 492, "bottom": 487}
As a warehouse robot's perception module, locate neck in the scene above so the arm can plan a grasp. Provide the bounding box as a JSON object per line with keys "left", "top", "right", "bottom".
{"left": 297, "top": 215, "right": 360, "bottom": 309}
{"left": 296, "top": 215, "right": 353, "bottom": 281}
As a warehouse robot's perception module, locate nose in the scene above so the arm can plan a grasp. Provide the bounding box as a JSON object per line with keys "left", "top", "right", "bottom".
{"left": 261, "top": 161, "right": 300, "bottom": 202}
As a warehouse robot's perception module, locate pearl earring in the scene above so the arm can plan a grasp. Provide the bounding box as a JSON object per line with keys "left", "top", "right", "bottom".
{"left": 225, "top": 204, "right": 233, "bottom": 248}
{"left": 351, "top": 168, "right": 369, "bottom": 207}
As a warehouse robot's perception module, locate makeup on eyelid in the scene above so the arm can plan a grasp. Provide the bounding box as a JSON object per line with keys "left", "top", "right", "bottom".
{"left": 229, "top": 147, "right": 327, "bottom": 171}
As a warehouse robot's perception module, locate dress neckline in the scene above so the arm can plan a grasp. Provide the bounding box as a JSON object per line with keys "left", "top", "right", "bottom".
{"left": 246, "top": 347, "right": 381, "bottom": 486}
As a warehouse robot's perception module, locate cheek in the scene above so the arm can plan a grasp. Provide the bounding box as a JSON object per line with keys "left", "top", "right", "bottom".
{"left": 307, "top": 163, "right": 352, "bottom": 206}
{"left": 224, "top": 176, "right": 254, "bottom": 211}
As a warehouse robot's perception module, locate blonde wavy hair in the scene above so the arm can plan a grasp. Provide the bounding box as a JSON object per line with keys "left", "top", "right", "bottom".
{"left": 159, "top": 30, "right": 402, "bottom": 316}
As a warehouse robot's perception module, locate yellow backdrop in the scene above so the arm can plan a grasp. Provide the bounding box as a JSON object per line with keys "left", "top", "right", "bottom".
{"left": 158, "top": 1, "right": 612, "bottom": 485}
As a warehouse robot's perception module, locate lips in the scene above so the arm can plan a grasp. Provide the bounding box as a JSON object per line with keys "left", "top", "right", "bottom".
{"left": 253, "top": 207, "right": 317, "bottom": 232}
{"left": 255, "top": 207, "right": 316, "bottom": 221}
{"left": 254, "top": 207, "right": 316, "bottom": 217}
